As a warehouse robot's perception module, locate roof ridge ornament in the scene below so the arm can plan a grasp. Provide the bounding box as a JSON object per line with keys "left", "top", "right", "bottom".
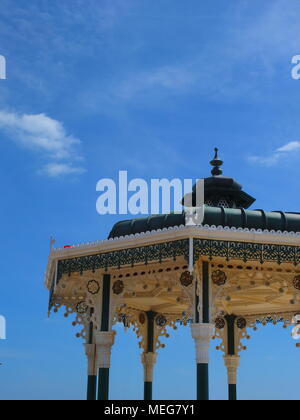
{"left": 210, "top": 147, "right": 223, "bottom": 176}
{"left": 49, "top": 236, "right": 56, "bottom": 252}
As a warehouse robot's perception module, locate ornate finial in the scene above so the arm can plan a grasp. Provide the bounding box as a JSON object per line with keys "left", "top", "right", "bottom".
{"left": 210, "top": 147, "right": 223, "bottom": 176}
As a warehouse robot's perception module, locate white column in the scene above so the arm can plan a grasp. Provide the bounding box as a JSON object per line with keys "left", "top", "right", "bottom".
{"left": 141, "top": 352, "right": 157, "bottom": 382}
{"left": 95, "top": 331, "right": 116, "bottom": 369}
{"left": 224, "top": 355, "right": 240, "bottom": 385}
{"left": 190, "top": 323, "right": 215, "bottom": 364}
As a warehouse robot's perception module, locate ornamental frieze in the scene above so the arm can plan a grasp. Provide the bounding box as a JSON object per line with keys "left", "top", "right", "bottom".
{"left": 56, "top": 239, "right": 189, "bottom": 281}
{"left": 55, "top": 238, "right": 300, "bottom": 286}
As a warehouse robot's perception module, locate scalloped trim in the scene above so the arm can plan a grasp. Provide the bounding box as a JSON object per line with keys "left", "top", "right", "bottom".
{"left": 50, "top": 223, "right": 300, "bottom": 254}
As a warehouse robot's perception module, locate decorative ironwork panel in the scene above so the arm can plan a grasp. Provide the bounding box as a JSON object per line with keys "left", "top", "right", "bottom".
{"left": 228, "top": 241, "right": 247, "bottom": 261}
{"left": 57, "top": 239, "right": 189, "bottom": 280}
{"left": 245, "top": 243, "right": 264, "bottom": 263}
{"left": 277, "top": 245, "right": 298, "bottom": 265}
{"left": 194, "top": 238, "right": 300, "bottom": 265}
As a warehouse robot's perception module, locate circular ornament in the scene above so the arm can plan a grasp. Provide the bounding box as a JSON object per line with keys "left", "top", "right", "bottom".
{"left": 76, "top": 301, "right": 88, "bottom": 314}
{"left": 113, "top": 280, "right": 124, "bottom": 295}
{"left": 215, "top": 318, "right": 226, "bottom": 330}
{"left": 293, "top": 275, "right": 300, "bottom": 290}
{"left": 156, "top": 314, "right": 167, "bottom": 327}
{"left": 180, "top": 271, "right": 193, "bottom": 287}
{"left": 212, "top": 270, "right": 227, "bottom": 286}
{"left": 87, "top": 280, "right": 100, "bottom": 295}
{"left": 236, "top": 317, "right": 247, "bottom": 330}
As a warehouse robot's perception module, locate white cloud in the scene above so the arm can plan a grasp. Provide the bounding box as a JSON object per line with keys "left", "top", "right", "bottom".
{"left": 0, "top": 111, "right": 80, "bottom": 159}
{"left": 41, "top": 163, "right": 86, "bottom": 177}
{"left": 0, "top": 110, "right": 85, "bottom": 176}
{"left": 276, "top": 141, "right": 300, "bottom": 153}
{"left": 249, "top": 141, "right": 300, "bottom": 167}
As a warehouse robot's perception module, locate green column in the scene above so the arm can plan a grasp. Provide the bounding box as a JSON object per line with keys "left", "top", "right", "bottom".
{"left": 97, "top": 274, "right": 111, "bottom": 401}
{"left": 144, "top": 311, "right": 156, "bottom": 401}
{"left": 225, "top": 315, "right": 238, "bottom": 401}
{"left": 197, "top": 364, "right": 209, "bottom": 401}
{"left": 98, "top": 368, "right": 109, "bottom": 401}
{"left": 228, "top": 384, "right": 237, "bottom": 401}
{"left": 87, "top": 375, "right": 97, "bottom": 401}
{"left": 144, "top": 382, "right": 152, "bottom": 401}
{"left": 196, "top": 261, "right": 210, "bottom": 401}
{"left": 87, "top": 309, "right": 97, "bottom": 401}
{"left": 200, "top": 261, "right": 209, "bottom": 400}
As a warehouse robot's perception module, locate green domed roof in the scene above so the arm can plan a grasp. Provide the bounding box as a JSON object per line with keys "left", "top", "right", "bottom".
{"left": 108, "top": 208, "right": 300, "bottom": 239}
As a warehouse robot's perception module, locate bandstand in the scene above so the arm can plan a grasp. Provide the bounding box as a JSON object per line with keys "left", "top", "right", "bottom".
{"left": 45, "top": 150, "right": 300, "bottom": 401}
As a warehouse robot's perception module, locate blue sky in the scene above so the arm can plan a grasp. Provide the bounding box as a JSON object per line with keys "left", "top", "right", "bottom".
{"left": 1, "top": 0, "right": 300, "bottom": 400}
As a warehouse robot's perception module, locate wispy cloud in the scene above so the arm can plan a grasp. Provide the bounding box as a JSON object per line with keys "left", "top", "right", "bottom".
{"left": 2, "top": 0, "right": 297, "bottom": 118}
{"left": 41, "top": 163, "right": 86, "bottom": 177}
{"left": 0, "top": 110, "right": 85, "bottom": 176}
{"left": 106, "top": 0, "right": 300, "bottom": 105}
{"left": 236, "top": 1, "right": 300, "bottom": 60}
{"left": 0, "top": 0, "right": 136, "bottom": 103}
{"left": 117, "top": 65, "right": 196, "bottom": 100}
{"left": 248, "top": 141, "right": 300, "bottom": 166}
